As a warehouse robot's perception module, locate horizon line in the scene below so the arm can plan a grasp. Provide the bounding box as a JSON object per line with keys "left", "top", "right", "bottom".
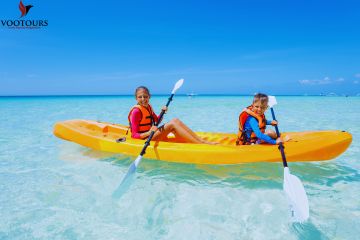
{"left": 0, "top": 93, "right": 358, "bottom": 98}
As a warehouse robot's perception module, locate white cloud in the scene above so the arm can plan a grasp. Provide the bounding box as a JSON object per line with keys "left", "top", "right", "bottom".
{"left": 299, "top": 77, "right": 331, "bottom": 85}
{"left": 299, "top": 79, "right": 312, "bottom": 85}
{"left": 299, "top": 77, "right": 345, "bottom": 85}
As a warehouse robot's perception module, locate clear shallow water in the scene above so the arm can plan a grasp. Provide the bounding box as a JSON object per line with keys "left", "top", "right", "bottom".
{"left": 0, "top": 95, "right": 359, "bottom": 239}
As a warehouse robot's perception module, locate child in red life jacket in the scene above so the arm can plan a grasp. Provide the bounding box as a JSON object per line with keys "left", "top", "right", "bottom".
{"left": 236, "top": 93, "right": 285, "bottom": 145}
{"left": 128, "top": 86, "right": 216, "bottom": 144}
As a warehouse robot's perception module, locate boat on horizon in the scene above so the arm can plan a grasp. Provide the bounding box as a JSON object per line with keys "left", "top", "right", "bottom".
{"left": 187, "top": 92, "right": 198, "bottom": 97}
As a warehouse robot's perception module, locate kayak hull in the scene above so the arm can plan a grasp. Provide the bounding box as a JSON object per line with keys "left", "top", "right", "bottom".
{"left": 53, "top": 119, "right": 352, "bottom": 165}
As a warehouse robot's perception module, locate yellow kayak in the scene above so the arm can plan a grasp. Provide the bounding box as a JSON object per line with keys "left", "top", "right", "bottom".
{"left": 53, "top": 119, "right": 352, "bottom": 165}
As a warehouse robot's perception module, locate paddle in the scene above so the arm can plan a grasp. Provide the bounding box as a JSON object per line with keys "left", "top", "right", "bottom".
{"left": 112, "top": 79, "right": 184, "bottom": 198}
{"left": 268, "top": 96, "right": 309, "bottom": 222}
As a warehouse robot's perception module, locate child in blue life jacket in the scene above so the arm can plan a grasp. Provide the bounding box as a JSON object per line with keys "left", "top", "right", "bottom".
{"left": 236, "top": 93, "right": 286, "bottom": 145}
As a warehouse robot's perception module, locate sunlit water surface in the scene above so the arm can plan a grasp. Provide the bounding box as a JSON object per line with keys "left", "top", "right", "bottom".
{"left": 0, "top": 96, "right": 359, "bottom": 239}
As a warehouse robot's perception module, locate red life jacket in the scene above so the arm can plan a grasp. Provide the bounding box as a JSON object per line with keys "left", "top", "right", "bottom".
{"left": 127, "top": 104, "right": 157, "bottom": 134}
{"left": 236, "top": 105, "right": 266, "bottom": 145}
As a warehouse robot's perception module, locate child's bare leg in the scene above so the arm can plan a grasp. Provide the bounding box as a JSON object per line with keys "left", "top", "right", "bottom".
{"left": 265, "top": 129, "right": 277, "bottom": 139}
{"left": 264, "top": 129, "right": 291, "bottom": 142}
{"left": 152, "top": 118, "right": 217, "bottom": 144}
{"left": 152, "top": 119, "right": 203, "bottom": 143}
{"left": 171, "top": 119, "right": 216, "bottom": 144}
{"left": 174, "top": 119, "right": 218, "bottom": 144}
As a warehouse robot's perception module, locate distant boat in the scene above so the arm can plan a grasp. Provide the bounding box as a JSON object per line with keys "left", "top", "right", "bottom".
{"left": 187, "top": 93, "right": 198, "bottom": 97}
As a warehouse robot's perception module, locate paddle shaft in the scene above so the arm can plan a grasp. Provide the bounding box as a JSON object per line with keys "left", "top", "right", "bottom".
{"left": 270, "top": 108, "right": 288, "bottom": 167}
{"left": 139, "top": 94, "right": 175, "bottom": 156}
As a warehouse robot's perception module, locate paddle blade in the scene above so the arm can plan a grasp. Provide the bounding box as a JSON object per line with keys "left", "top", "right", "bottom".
{"left": 171, "top": 78, "right": 184, "bottom": 94}
{"left": 268, "top": 95, "right": 277, "bottom": 108}
{"left": 112, "top": 155, "right": 142, "bottom": 199}
{"left": 283, "top": 167, "right": 309, "bottom": 222}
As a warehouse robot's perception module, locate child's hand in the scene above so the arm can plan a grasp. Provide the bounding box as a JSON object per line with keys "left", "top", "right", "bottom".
{"left": 275, "top": 135, "right": 291, "bottom": 144}
{"left": 271, "top": 120, "right": 278, "bottom": 126}
{"left": 161, "top": 106, "right": 168, "bottom": 112}
{"left": 282, "top": 135, "right": 291, "bottom": 142}
{"left": 149, "top": 126, "right": 158, "bottom": 132}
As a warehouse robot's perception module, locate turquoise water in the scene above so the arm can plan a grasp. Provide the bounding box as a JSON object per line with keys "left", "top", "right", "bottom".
{"left": 0, "top": 95, "right": 359, "bottom": 239}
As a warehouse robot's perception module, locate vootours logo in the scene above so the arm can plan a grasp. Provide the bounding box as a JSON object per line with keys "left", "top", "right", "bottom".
{"left": 1, "top": 1, "right": 48, "bottom": 29}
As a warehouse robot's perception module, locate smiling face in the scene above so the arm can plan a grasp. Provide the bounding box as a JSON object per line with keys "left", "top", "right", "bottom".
{"left": 135, "top": 88, "right": 150, "bottom": 107}
{"left": 252, "top": 99, "right": 268, "bottom": 115}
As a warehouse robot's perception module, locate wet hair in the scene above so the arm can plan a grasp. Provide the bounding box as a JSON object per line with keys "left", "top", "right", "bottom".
{"left": 253, "top": 93, "right": 269, "bottom": 105}
{"left": 135, "top": 86, "right": 150, "bottom": 97}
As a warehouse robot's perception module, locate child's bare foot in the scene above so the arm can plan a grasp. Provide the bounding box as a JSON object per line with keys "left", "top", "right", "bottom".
{"left": 201, "top": 139, "right": 219, "bottom": 145}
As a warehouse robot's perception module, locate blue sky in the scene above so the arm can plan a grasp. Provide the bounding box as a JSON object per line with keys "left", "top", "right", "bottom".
{"left": 1, "top": 0, "right": 360, "bottom": 96}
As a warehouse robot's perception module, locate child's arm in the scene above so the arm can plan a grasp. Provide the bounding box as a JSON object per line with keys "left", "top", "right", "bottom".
{"left": 153, "top": 112, "right": 159, "bottom": 124}
{"left": 249, "top": 118, "right": 276, "bottom": 144}
{"left": 156, "top": 106, "right": 168, "bottom": 122}
{"left": 266, "top": 119, "right": 277, "bottom": 126}
{"left": 129, "top": 108, "right": 143, "bottom": 139}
